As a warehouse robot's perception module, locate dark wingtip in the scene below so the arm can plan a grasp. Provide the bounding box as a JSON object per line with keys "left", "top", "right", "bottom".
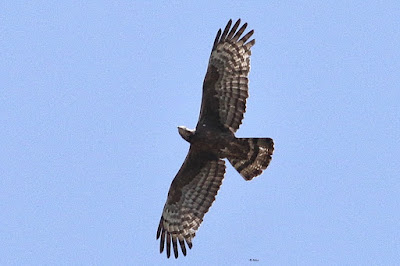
{"left": 220, "top": 19, "right": 233, "bottom": 42}
{"left": 172, "top": 236, "right": 179, "bottom": 259}
{"left": 232, "top": 22, "right": 248, "bottom": 42}
{"left": 213, "top": 29, "right": 222, "bottom": 50}
{"left": 179, "top": 238, "right": 187, "bottom": 256}
{"left": 236, "top": 18, "right": 241, "bottom": 27}
{"left": 156, "top": 219, "right": 162, "bottom": 239}
{"left": 166, "top": 232, "right": 171, "bottom": 258}
{"left": 227, "top": 19, "right": 241, "bottom": 39}
{"left": 159, "top": 230, "right": 165, "bottom": 253}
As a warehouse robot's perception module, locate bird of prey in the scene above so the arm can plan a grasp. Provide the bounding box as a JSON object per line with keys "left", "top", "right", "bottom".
{"left": 156, "top": 19, "right": 274, "bottom": 258}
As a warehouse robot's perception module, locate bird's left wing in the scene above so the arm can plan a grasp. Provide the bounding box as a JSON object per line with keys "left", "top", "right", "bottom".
{"left": 157, "top": 148, "right": 226, "bottom": 258}
{"left": 197, "top": 19, "right": 255, "bottom": 132}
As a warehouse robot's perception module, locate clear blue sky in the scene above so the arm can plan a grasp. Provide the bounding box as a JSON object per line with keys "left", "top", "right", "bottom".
{"left": 1, "top": 1, "right": 399, "bottom": 265}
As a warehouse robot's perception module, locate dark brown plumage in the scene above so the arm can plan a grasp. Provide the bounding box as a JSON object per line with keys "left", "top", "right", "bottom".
{"left": 157, "top": 19, "right": 274, "bottom": 258}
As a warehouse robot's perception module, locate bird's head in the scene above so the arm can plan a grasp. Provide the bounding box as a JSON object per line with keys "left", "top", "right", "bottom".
{"left": 178, "top": 126, "right": 195, "bottom": 143}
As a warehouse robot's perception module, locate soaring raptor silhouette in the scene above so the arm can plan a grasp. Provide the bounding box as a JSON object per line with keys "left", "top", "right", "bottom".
{"left": 157, "top": 19, "right": 274, "bottom": 258}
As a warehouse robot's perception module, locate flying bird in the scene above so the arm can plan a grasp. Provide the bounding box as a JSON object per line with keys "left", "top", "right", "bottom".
{"left": 156, "top": 19, "right": 274, "bottom": 258}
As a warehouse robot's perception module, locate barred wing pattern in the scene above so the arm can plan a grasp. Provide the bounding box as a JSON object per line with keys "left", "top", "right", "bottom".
{"left": 199, "top": 19, "right": 255, "bottom": 132}
{"left": 157, "top": 19, "right": 274, "bottom": 259}
{"left": 157, "top": 153, "right": 226, "bottom": 258}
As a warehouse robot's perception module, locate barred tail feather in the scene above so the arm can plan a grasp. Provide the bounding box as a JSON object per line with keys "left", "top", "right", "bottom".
{"left": 228, "top": 138, "right": 274, "bottom": 181}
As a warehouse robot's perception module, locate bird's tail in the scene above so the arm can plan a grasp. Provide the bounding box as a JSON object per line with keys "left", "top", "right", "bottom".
{"left": 227, "top": 138, "right": 274, "bottom": 181}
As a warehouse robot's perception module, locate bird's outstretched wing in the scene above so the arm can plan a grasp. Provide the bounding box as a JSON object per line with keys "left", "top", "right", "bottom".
{"left": 197, "top": 19, "right": 255, "bottom": 133}
{"left": 157, "top": 148, "right": 226, "bottom": 258}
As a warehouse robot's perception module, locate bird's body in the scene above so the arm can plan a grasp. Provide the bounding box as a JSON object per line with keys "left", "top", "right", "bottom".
{"left": 157, "top": 19, "right": 274, "bottom": 258}
{"left": 182, "top": 125, "right": 234, "bottom": 154}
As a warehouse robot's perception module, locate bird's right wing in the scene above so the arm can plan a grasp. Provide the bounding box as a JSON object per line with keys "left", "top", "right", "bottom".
{"left": 157, "top": 148, "right": 226, "bottom": 258}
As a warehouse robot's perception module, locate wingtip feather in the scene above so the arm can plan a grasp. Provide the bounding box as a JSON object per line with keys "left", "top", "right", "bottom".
{"left": 239, "top": 29, "right": 254, "bottom": 44}
{"left": 213, "top": 29, "right": 222, "bottom": 50}
{"left": 166, "top": 232, "right": 171, "bottom": 258}
{"left": 172, "top": 236, "right": 179, "bottom": 258}
{"left": 232, "top": 22, "right": 248, "bottom": 42}
{"left": 179, "top": 238, "right": 187, "bottom": 256}
{"left": 156, "top": 219, "right": 162, "bottom": 239}
{"left": 159, "top": 229, "right": 165, "bottom": 253}
{"left": 220, "top": 19, "right": 232, "bottom": 41}
{"left": 227, "top": 19, "right": 241, "bottom": 39}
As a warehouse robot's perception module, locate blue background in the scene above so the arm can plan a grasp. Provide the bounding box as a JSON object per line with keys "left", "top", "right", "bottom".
{"left": 1, "top": 1, "right": 399, "bottom": 265}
